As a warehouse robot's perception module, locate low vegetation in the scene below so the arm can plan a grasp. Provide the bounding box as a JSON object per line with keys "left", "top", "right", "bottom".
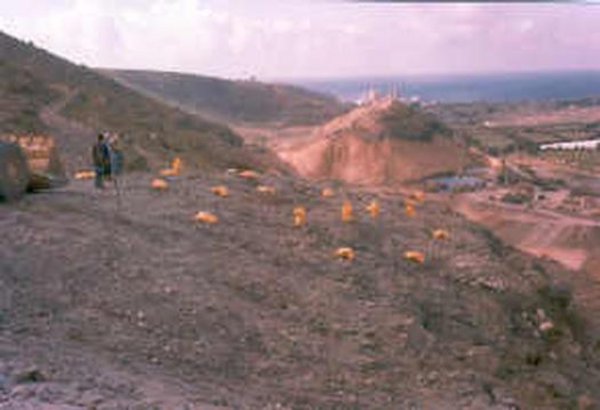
{"left": 104, "top": 69, "right": 351, "bottom": 126}
{"left": 0, "top": 31, "right": 280, "bottom": 172}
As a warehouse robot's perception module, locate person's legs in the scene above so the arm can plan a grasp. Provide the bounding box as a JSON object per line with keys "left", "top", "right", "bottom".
{"left": 95, "top": 166, "right": 104, "bottom": 189}
{"left": 104, "top": 162, "right": 112, "bottom": 182}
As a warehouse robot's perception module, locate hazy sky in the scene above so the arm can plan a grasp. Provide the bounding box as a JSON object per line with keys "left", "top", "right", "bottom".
{"left": 1, "top": 0, "right": 599, "bottom": 80}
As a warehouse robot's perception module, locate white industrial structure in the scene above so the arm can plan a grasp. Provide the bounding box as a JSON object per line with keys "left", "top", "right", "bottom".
{"left": 539, "top": 138, "right": 600, "bottom": 151}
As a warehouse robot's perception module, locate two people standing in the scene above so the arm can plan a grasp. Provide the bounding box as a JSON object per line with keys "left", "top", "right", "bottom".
{"left": 92, "top": 133, "right": 123, "bottom": 189}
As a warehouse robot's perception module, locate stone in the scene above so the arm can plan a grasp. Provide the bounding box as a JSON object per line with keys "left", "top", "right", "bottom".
{"left": 539, "top": 320, "right": 555, "bottom": 332}
{"left": 12, "top": 367, "right": 46, "bottom": 384}
{"left": 578, "top": 395, "right": 595, "bottom": 410}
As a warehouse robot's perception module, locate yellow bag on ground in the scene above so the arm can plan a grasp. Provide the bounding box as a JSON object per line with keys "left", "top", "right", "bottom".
{"left": 404, "top": 251, "right": 425, "bottom": 264}
{"left": 293, "top": 206, "right": 307, "bottom": 227}
{"left": 342, "top": 201, "right": 354, "bottom": 222}
{"left": 335, "top": 247, "right": 355, "bottom": 261}
{"left": 151, "top": 178, "right": 169, "bottom": 190}
{"left": 194, "top": 211, "right": 219, "bottom": 224}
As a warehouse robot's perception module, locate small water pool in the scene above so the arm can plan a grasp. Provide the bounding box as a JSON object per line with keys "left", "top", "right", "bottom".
{"left": 429, "top": 175, "right": 486, "bottom": 191}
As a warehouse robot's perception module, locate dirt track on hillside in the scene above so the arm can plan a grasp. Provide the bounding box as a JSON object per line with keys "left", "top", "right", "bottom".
{"left": 451, "top": 188, "right": 600, "bottom": 349}
{"left": 452, "top": 191, "right": 600, "bottom": 271}
{"left": 40, "top": 88, "right": 96, "bottom": 173}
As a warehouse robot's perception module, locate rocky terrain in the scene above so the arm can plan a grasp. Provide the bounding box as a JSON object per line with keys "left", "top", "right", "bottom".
{"left": 0, "top": 31, "right": 270, "bottom": 174}
{"left": 2, "top": 28, "right": 600, "bottom": 410}
{"left": 1, "top": 170, "right": 599, "bottom": 409}
{"left": 276, "top": 98, "right": 473, "bottom": 185}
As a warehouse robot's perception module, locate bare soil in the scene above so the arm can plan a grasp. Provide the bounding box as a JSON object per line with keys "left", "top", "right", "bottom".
{"left": 445, "top": 153, "right": 600, "bottom": 359}
{"left": 1, "top": 170, "right": 599, "bottom": 409}
{"left": 255, "top": 100, "right": 471, "bottom": 186}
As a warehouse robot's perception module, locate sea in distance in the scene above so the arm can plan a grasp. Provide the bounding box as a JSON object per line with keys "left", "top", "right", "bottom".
{"left": 291, "top": 71, "right": 600, "bottom": 104}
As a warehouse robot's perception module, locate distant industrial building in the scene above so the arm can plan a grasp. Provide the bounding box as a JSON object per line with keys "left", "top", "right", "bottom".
{"left": 539, "top": 138, "right": 600, "bottom": 151}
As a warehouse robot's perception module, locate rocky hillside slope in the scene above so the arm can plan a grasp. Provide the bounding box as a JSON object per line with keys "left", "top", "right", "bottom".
{"left": 0, "top": 31, "right": 271, "bottom": 173}
{"left": 0, "top": 170, "right": 598, "bottom": 408}
{"left": 103, "top": 69, "right": 351, "bottom": 127}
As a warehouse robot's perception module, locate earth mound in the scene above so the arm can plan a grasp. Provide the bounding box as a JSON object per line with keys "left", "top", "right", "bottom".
{"left": 278, "top": 98, "right": 473, "bottom": 185}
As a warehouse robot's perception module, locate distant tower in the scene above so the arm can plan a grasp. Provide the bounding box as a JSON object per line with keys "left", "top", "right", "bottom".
{"left": 389, "top": 83, "right": 400, "bottom": 100}
{"left": 367, "top": 85, "right": 378, "bottom": 103}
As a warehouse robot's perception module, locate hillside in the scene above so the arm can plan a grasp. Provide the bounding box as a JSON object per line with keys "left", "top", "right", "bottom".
{"left": 0, "top": 31, "right": 270, "bottom": 172}
{"left": 428, "top": 98, "right": 600, "bottom": 156}
{"left": 1, "top": 171, "right": 598, "bottom": 408}
{"left": 103, "top": 69, "right": 350, "bottom": 127}
{"left": 277, "top": 98, "right": 473, "bottom": 185}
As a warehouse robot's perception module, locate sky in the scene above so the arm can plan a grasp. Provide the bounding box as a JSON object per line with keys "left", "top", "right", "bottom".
{"left": 1, "top": 0, "right": 599, "bottom": 80}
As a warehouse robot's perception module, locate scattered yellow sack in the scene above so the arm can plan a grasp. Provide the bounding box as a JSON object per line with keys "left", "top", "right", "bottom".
{"left": 293, "top": 206, "right": 307, "bottom": 227}
{"left": 410, "top": 191, "right": 425, "bottom": 203}
{"left": 160, "top": 168, "right": 176, "bottom": 177}
{"left": 256, "top": 185, "right": 276, "bottom": 194}
{"left": 366, "top": 200, "right": 380, "bottom": 218}
{"left": 194, "top": 211, "right": 219, "bottom": 224}
{"left": 151, "top": 178, "right": 169, "bottom": 191}
{"left": 404, "top": 251, "right": 425, "bottom": 264}
{"left": 160, "top": 157, "right": 183, "bottom": 177}
{"left": 172, "top": 157, "right": 182, "bottom": 173}
{"left": 321, "top": 187, "right": 335, "bottom": 198}
{"left": 335, "top": 247, "right": 355, "bottom": 261}
{"left": 238, "top": 170, "right": 259, "bottom": 179}
{"left": 432, "top": 229, "right": 450, "bottom": 240}
{"left": 342, "top": 201, "right": 354, "bottom": 222}
{"left": 211, "top": 185, "right": 229, "bottom": 197}
{"left": 74, "top": 170, "right": 95, "bottom": 180}
{"left": 405, "top": 204, "right": 416, "bottom": 218}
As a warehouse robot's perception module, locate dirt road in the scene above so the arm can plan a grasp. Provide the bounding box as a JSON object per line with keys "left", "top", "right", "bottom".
{"left": 453, "top": 190, "right": 600, "bottom": 271}
{"left": 39, "top": 88, "right": 96, "bottom": 173}
{"left": 451, "top": 189, "right": 600, "bottom": 349}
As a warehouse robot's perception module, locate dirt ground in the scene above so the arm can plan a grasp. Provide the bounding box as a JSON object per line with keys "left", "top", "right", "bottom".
{"left": 444, "top": 152, "right": 600, "bottom": 365}
{"left": 240, "top": 100, "right": 471, "bottom": 186}
{"left": 2, "top": 170, "right": 600, "bottom": 409}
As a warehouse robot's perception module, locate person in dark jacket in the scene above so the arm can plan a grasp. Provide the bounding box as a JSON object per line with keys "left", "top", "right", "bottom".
{"left": 92, "top": 133, "right": 110, "bottom": 189}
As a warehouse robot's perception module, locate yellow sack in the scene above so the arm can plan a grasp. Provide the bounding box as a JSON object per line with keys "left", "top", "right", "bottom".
{"left": 366, "top": 200, "right": 380, "bottom": 218}
{"left": 159, "top": 168, "right": 177, "bottom": 177}
{"left": 321, "top": 188, "right": 335, "bottom": 198}
{"left": 334, "top": 247, "right": 355, "bottom": 261}
{"left": 410, "top": 191, "right": 425, "bottom": 204}
{"left": 194, "top": 211, "right": 219, "bottom": 224}
{"left": 151, "top": 178, "right": 169, "bottom": 190}
{"left": 404, "top": 251, "right": 425, "bottom": 264}
{"left": 293, "top": 206, "right": 307, "bottom": 227}
{"left": 74, "top": 170, "right": 95, "bottom": 180}
{"left": 342, "top": 201, "right": 354, "bottom": 222}
{"left": 256, "top": 185, "right": 276, "bottom": 194}
{"left": 211, "top": 186, "right": 229, "bottom": 197}
{"left": 432, "top": 229, "right": 450, "bottom": 240}
{"left": 172, "top": 157, "right": 183, "bottom": 174}
{"left": 159, "top": 157, "right": 183, "bottom": 177}
{"left": 238, "top": 170, "right": 259, "bottom": 180}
